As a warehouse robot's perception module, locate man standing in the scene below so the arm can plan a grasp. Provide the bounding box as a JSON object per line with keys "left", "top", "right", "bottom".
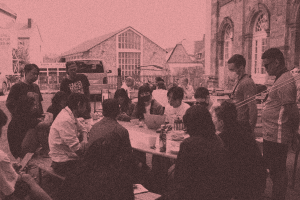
{"left": 60, "top": 61, "right": 91, "bottom": 118}
{"left": 48, "top": 93, "right": 89, "bottom": 176}
{"left": 6, "top": 64, "right": 44, "bottom": 159}
{"left": 227, "top": 54, "right": 257, "bottom": 135}
{"left": 165, "top": 86, "right": 190, "bottom": 125}
{"left": 179, "top": 78, "right": 194, "bottom": 99}
{"left": 261, "top": 48, "right": 299, "bottom": 200}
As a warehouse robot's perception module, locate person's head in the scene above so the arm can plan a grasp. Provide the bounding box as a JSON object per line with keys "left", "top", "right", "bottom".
{"left": 52, "top": 91, "right": 68, "bottom": 109}
{"left": 181, "top": 78, "right": 189, "bottom": 87}
{"left": 114, "top": 88, "right": 130, "bottom": 106}
{"left": 0, "top": 109, "right": 8, "bottom": 138}
{"left": 194, "top": 87, "right": 210, "bottom": 106}
{"left": 155, "top": 77, "right": 164, "bottom": 84}
{"left": 227, "top": 54, "right": 246, "bottom": 79}
{"left": 167, "top": 86, "right": 184, "bottom": 108}
{"left": 157, "top": 81, "right": 166, "bottom": 90}
{"left": 213, "top": 101, "right": 238, "bottom": 132}
{"left": 138, "top": 84, "right": 152, "bottom": 104}
{"left": 84, "top": 137, "right": 119, "bottom": 168}
{"left": 183, "top": 105, "right": 216, "bottom": 138}
{"left": 125, "top": 77, "right": 134, "bottom": 87}
{"left": 66, "top": 93, "right": 89, "bottom": 118}
{"left": 102, "top": 99, "right": 120, "bottom": 119}
{"left": 261, "top": 48, "right": 286, "bottom": 76}
{"left": 24, "top": 64, "right": 39, "bottom": 84}
{"left": 66, "top": 61, "right": 78, "bottom": 79}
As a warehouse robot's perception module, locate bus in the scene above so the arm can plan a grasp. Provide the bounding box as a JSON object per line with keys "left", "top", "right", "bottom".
{"left": 69, "top": 59, "right": 112, "bottom": 96}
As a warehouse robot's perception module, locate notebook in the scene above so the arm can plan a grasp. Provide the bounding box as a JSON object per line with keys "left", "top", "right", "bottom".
{"left": 144, "top": 113, "right": 166, "bottom": 130}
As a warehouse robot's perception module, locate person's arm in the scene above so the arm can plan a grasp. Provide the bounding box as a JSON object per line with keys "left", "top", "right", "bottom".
{"left": 6, "top": 84, "right": 19, "bottom": 116}
{"left": 82, "top": 75, "right": 90, "bottom": 100}
{"left": 243, "top": 82, "right": 257, "bottom": 133}
{"left": 20, "top": 173, "right": 52, "bottom": 200}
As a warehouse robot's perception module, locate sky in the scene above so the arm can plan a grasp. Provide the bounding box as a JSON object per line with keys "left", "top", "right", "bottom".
{"left": 2, "top": 0, "right": 206, "bottom": 56}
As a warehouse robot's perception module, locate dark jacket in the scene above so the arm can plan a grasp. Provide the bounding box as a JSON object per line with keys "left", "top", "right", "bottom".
{"left": 167, "top": 135, "right": 233, "bottom": 200}
{"left": 218, "top": 124, "right": 267, "bottom": 198}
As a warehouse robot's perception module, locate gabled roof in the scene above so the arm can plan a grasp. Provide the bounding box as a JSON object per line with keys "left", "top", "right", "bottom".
{"left": 0, "top": 3, "right": 17, "bottom": 19}
{"left": 61, "top": 26, "right": 167, "bottom": 57}
{"left": 167, "top": 43, "right": 195, "bottom": 63}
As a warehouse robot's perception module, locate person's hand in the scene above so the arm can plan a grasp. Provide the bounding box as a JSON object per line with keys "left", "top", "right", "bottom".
{"left": 80, "top": 140, "right": 88, "bottom": 152}
{"left": 20, "top": 172, "right": 36, "bottom": 186}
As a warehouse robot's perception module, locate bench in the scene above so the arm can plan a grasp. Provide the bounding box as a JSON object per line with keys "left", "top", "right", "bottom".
{"left": 28, "top": 156, "right": 65, "bottom": 186}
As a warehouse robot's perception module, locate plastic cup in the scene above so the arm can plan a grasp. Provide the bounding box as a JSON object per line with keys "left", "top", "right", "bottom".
{"left": 148, "top": 136, "right": 157, "bottom": 148}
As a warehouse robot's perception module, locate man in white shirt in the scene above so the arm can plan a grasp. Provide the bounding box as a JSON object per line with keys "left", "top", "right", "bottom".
{"left": 179, "top": 78, "right": 195, "bottom": 99}
{"left": 152, "top": 81, "right": 168, "bottom": 108}
{"left": 49, "top": 93, "right": 89, "bottom": 176}
{"left": 165, "top": 86, "right": 190, "bottom": 125}
{"left": 121, "top": 76, "right": 135, "bottom": 99}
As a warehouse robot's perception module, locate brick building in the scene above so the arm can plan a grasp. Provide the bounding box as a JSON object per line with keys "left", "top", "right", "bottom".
{"left": 206, "top": 0, "right": 300, "bottom": 89}
{"left": 60, "top": 26, "right": 167, "bottom": 83}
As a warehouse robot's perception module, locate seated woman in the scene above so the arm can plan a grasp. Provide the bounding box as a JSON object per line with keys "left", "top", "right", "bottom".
{"left": 114, "top": 88, "right": 135, "bottom": 122}
{"left": 213, "top": 101, "right": 267, "bottom": 200}
{"left": 58, "top": 137, "right": 135, "bottom": 200}
{"left": 162, "top": 105, "right": 233, "bottom": 200}
{"left": 0, "top": 109, "right": 52, "bottom": 200}
{"left": 131, "top": 84, "right": 164, "bottom": 120}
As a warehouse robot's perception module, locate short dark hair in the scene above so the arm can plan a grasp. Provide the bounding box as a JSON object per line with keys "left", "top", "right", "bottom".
{"left": 261, "top": 48, "right": 285, "bottom": 66}
{"left": 194, "top": 87, "right": 209, "bottom": 99}
{"left": 66, "top": 93, "right": 89, "bottom": 111}
{"left": 66, "top": 61, "right": 77, "bottom": 72}
{"left": 155, "top": 77, "right": 164, "bottom": 82}
{"left": 24, "top": 64, "right": 39, "bottom": 74}
{"left": 214, "top": 101, "right": 238, "bottom": 130}
{"left": 102, "top": 99, "right": 120, "bottom": 119}
{"left": 52, "top": 91, "right": 68, "bottom": 106}
{"left": 227, "top": 54, "right": 246, "bottom": 68}
{"left": 167, "top": 86, "right": 184, "bottom": 101}
{"left": 157, "top": 81, "right": 166, "bottom": 89}
{"left": 183, "top": 105, "right": 215, "bottom": 137}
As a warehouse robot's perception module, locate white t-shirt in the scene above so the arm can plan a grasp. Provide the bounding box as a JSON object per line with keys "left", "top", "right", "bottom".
{"left": 152, "top": 89, "right": 168, "bottom": 107}
{"left": 165, "top": 102, "right": 190, "bottom": 124}
{"left": 0, "top": 150, "right": 18, "bottom": 196}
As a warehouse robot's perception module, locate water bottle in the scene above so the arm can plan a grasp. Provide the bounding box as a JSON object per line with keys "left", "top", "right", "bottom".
{"left": 159, "top": 124, "right": 167, "bottom": 152}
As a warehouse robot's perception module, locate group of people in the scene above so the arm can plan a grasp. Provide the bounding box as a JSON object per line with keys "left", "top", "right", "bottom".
{"left": 0, "top": 47, "right": 299, "bottom": 200}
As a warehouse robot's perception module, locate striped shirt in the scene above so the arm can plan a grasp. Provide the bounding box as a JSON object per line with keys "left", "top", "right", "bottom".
{"left": 262, "top": 71, "right": 298, "bottom": 144}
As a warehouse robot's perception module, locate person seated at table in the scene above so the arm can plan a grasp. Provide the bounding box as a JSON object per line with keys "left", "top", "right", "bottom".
{"left": 87, "top": 99, "right": 142, "bottom": 180}
{"left": 161, "top": 105, "right": 233, "bottom": 200}
{"left": 194, "top": 87, "right": 214, "bottom": 110}
{"left": 121, "top": 76, "right": 135, "bottom": 99}
{"left": 48, "top": 93, "right": 89, "bottom": 176}
{"left": 213, "top": 101, "right": 267, "bottom": 199}
{"left": 114, "top": 88, "right": 135, "bottom": 122}
{"left": 165, "top": 86, "right": 190, "bottom": 125}
{"left": 58, "top": 137, "right": 135, "bottom": 200}
{"left": 131, "top": 84, "right": 164, "bottom": 120}
{"left": 179, "top": 78, "right": 194, "bottom": 99}
{"left": 152, "top": 81, "right": 168, "bottom": 108}
{"left": 47, "top": 91, "right": 68, "bottom": 120}
{"left": 0, "top": 109, "right": 52, "bottom": 200}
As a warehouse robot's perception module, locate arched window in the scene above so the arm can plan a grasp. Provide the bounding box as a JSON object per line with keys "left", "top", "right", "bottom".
{"left": 223, "top": 24, "right": 233, "bottom": 68}
{"left": 251, "top": 13, "right": 269, "bottom": 83}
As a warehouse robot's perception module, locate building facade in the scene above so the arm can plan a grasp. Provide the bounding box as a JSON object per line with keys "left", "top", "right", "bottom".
{"left": 60, "top": 26, "right": 167, "bottom": 84}
{"left": 208, "top": 0, "right": 300, "bottom": 89}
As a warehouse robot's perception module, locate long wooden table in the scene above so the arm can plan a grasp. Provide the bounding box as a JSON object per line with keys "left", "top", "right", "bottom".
{"left": 118, "top": 121, "right": 188, "bottom": 159}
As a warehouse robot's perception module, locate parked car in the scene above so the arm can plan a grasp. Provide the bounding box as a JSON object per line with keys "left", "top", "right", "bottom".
{"left": 0, "top": 72, "right": 8, "bottom": 95}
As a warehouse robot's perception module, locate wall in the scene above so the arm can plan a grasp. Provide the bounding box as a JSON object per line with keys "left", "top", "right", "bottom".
{"left": 142, "top": 37, "right": 166, "bottom": 69}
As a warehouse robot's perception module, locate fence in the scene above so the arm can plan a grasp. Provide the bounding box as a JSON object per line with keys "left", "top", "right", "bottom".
{"left": 36, "top": 74, "right": 208, "bottom": 92}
